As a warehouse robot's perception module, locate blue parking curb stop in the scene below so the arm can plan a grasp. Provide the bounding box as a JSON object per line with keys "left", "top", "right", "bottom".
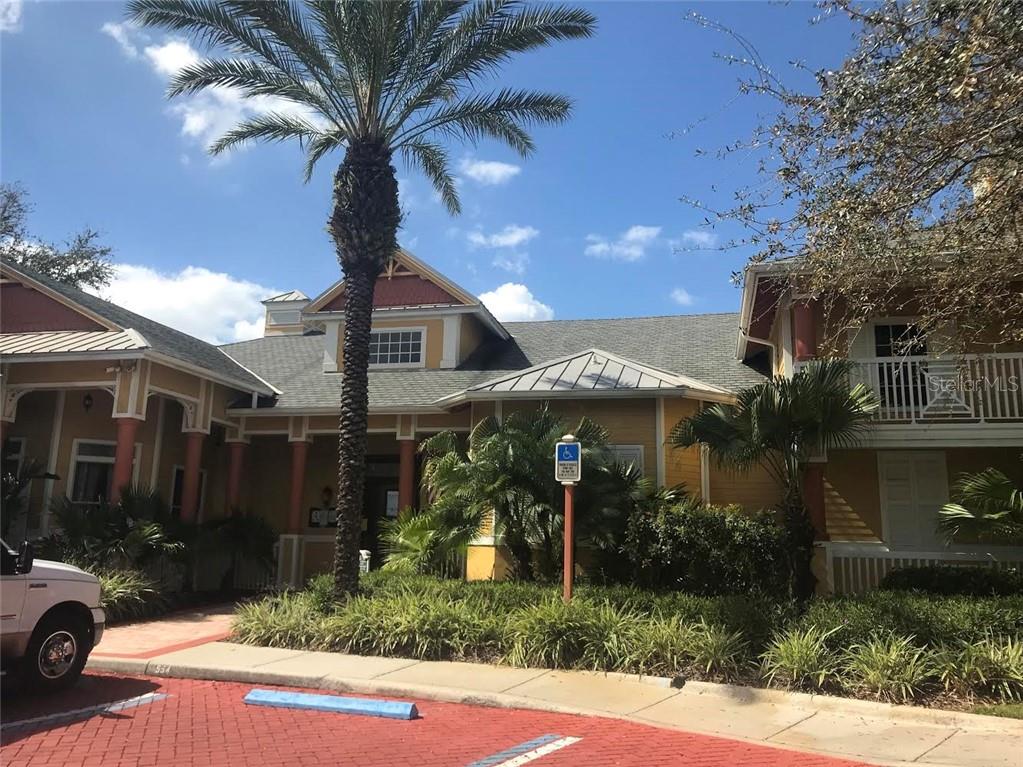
{"left": 243, "top": 689, "right": 418, "bottom": 720}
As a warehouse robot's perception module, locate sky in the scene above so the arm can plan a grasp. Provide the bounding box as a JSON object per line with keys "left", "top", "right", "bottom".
{"left": 1, "top": 1, "right": 857, "bottom": 345}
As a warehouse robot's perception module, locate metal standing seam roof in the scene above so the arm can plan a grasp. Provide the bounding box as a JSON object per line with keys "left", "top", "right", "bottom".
{"left": 263, "top": 290, "right": 309, "bottom": 303}
{"left": 0, "top": 329, "right": 149, "bottom": 356}
{"left": 467, "top": 349, "right": 731, "bottom": 395}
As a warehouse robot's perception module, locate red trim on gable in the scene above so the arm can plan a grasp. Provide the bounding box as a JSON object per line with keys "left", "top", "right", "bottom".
{"left": 321, "top": 274, "right": 464, "bottom": 312}
{"left": 0, "top": 283, "right": 107, "bottom": 333}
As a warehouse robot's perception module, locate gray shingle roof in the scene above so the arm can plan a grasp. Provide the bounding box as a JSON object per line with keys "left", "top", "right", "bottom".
{"left": 220, "top": 313, "right": 765, "bottom": 410}
{"left": 2, "top": 261, "right": 272, "bottom": 393}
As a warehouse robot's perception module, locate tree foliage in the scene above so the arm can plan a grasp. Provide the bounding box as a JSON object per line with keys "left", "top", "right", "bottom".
{"left": 0, "top": 184, "right": 114, "bottom": 290}
{"left": 687, "top": 0, "right": 1023, "bottom": 352}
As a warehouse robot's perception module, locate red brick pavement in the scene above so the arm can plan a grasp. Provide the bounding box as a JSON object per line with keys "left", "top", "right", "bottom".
{"left": 1, "top": 673, "right": 870, "bottom": 767}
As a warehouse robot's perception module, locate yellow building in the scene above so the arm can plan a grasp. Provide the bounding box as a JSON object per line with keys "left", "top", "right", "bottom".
{"left": 2, "top": 252, "right": 1020, "bottom": 593}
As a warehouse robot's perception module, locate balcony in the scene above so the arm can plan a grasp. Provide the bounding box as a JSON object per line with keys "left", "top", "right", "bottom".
{"left": 848, "top": 353, "right": 1023, "bottom": 424}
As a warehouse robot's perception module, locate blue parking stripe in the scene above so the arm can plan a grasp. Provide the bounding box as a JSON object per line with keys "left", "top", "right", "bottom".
{"left": 1, "top": 692, "right": 170, "bottom": 731}
{"left": 466, "top": 734, "right": 563, "bottom": 767}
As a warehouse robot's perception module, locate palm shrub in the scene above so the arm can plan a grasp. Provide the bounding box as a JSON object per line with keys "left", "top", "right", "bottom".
{"left": 43, "top": 485, "right": 183, "bottom": 570}
{"left": 938, "top": 468, "right": 1023, "bottom": 545}
{"left": 415, "top": 406, "right": 628, "bottom": 580}
{"left": 842, "top": 634, "right": 934, "bottom": 702}
{"left": 129, "top": 0, "right": 595, "bottom": 597}
{"left": 761, "top": 625, "right": 842, "bottom": 691}
{"left": 672, "top": 359, "right": 879, "bottom": 599}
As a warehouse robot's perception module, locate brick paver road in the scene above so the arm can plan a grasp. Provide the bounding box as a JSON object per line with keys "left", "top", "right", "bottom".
{"left": 1, "top": 673, "right": 870, "bottom": 767}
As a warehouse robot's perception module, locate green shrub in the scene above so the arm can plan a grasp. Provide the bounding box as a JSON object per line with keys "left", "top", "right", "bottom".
{"left": 624, "top": 498, "right": 790, "bottom": 596}
{"left": 935, "top": 635, "right": 1023, "bottom": 701}
{"left": 305, "top": 573, "right": 337, "bottom": 614}
{"left": 627, "top": 617, "right": 696, "bottom": 677}
{"left": 798, "top": 591, "right": 1023, "bottom": 648}
{"left": 761, "top": 625, "right": 842, "bottom": 691}
{"left": 880, "top": 565, "right": 1023, "bottom": 597}
{"left": 843, "top": 634, "right": 934, "bottom": 702}
{"left": 98, "top": 569, "right": 168, "bottom": 623}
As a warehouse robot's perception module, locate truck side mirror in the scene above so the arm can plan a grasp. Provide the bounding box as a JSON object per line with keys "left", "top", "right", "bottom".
{"left": 16, "top": 541, "right": 33, "bottom": 574}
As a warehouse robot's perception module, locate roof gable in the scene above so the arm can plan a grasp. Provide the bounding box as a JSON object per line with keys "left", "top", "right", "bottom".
{"left": 0, "top": 270, "right": 118, "bottom": 333}
{"left": 306, "top": 249, "right": 477, "bottom": 314}
{"left": 466, "top": 348, "right": 731, "bottom": 396}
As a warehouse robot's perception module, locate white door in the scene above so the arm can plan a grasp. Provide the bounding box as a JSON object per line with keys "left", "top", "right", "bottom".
{"left": 878, "top": 451, "right": 949, "bottom": 549}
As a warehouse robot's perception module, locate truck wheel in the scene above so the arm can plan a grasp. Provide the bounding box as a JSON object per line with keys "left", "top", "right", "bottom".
{"left": 22, "top": 612, "right": 92, "bottom": 693}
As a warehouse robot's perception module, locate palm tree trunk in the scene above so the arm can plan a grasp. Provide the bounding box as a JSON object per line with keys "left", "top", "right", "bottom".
{"left": 329, "top": 139, "right": 400, "bottom": 598}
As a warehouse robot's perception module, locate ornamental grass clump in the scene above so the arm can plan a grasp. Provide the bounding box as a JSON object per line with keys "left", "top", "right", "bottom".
{"left": 761, "top": 625, "right": 842, "bottom": 691}
{"left": 233, "top": 593, "right": 323, "bottom": 649}
{"left": 98, "top": 569, "right": 167, "bottom": 624}
{"left": 935, "top": 635, "right": 1023, "bottom": 702}
{"left": 843, "top": 634, "right": 934, "bottom": 703}
{"left": 507, "top": 599, "right": 639, "bottom": 671}
{"left": 687, "top": 620, "right": 749, "bottom": 678}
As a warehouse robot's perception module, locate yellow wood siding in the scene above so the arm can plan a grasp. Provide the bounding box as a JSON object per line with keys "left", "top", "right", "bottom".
{"left": 503, "top": 398, "right": 658, "bottom": 480}
{"left": 662, "top": 398, "right": 702, "bottom": 495}
{"left": 824, "top": 449, "right": 882, "bottom": 541}
{"left": 708, "top": 461, "right": 784, "bottom": 511}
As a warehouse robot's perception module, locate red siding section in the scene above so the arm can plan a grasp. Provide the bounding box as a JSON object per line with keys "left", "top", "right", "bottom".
{"left": 321, "top": 274, "right": 463, "bottom": 312}
{"left": 0, "top": 283, "right": 107, "bottom": 333}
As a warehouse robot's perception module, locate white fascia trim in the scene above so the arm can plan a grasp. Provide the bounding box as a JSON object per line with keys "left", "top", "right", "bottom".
{"left": 0, "top": 350, "right": 145, "bottom": 365}
{"left": 208, "top": 349, "right": 281, "bottom": 395}
{"left": 861, "top": 423, "right": 1023, "bottom": 448}
{"left": 226, "top": 405, "right": 451, "bottom": 416}
{"left": 437, "top": 387, "right": 735, "bottom": 408}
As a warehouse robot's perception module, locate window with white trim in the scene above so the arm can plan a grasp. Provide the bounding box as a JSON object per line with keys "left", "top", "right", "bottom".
{"left": 368, "top": 329, "right": 424, "bottom": 366}
{"left": 608, "top": 444, "right": 644, "bottom": 473}
{"left": 170, "top": 465, "right": 208, "bottom": 519}
{"left": 68, "top": 440, "right": 139, "bottom": 505}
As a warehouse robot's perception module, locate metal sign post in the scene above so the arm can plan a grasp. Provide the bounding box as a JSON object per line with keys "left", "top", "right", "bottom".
{"left": 555, "top": 435, "right": 581, "bottom": 602}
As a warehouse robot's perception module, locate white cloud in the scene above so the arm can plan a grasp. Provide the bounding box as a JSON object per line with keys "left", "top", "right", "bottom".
{"left": 585, "top": 225, "right": 662, "bottom": 262}
{"left": 679, "top": 229, "right": 718, "bottom": 249}
{"left": 670, "top": 287, "right": 695, "bottom": 307}
{"left": 479, "top": 283, "right": 553, "bottom": 322}
{"left": 92, "top": 264, "right": 280, "bottom": 345}
{"left": 491, "top": 252, "right": 529, "bottom": 276}
{"left": 0, "top": 0, "right": 22, "bottom": 33}
{"left": 103, "top": 26, "right": 321, "bottom": 154}
{"left": 459, "top": 158, "right": 521, "bottom": 186}
{"left": 143, "top": 39, "right": 200, "bottom": 75}
{"left": 467, "top": 224, "right": 539, "bottom": 249}
{"left": 101, "top": 21, "right": 141, "bottom": 58}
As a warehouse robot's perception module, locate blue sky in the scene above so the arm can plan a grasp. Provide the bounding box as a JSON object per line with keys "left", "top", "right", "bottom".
{"left": 1, "top": 1, "right": 855, "bottom": 344}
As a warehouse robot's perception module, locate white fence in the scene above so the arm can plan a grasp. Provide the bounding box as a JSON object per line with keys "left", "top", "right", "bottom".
{"left": 819, "top": 542, "right": 1023, "bottom": 594}
{"left": 849, "top": 353, "right": 1023, "bottom": 423}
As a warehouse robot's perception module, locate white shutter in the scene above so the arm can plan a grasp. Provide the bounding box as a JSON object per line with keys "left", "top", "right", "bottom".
{"left": 879, "top": 451, "right": 949, "bottom": 549}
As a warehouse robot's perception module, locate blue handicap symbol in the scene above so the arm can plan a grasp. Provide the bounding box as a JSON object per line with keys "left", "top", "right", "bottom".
{"left": 558, "top": 443, "right": 579, "bottom": 461}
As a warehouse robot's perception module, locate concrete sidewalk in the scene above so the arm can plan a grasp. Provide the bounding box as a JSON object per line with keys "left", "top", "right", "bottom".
{"left": 88, "top": 642, "right": 1022, "bottom": 767}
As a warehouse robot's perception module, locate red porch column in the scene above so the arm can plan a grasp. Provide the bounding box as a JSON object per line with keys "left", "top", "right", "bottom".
{"left": 287, "top": 439, "right": 310, "bottom": 533}
{"left": 793, "top": 299, "right": 818, "bottom": 362}
{"left": 111, "top": 417, "right": 142, "bottom": 504}
{"left": 398, "top": 438, "right": 417, "bottom": 512}
{"left": 180, "top": 431, "right": 205, "bottom": 522}
{"left": 226, "top": 441, "right": 247, "bottom": 514}
{"left": 803, "top": 463, "right": 828, "bottom": 541}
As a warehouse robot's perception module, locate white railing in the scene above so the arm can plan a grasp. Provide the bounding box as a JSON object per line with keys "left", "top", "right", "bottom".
{"left": 819, "top": 542, "right": 1023, "bottom": 594}
{"left": 848, "top": 353, "right": 1023, "bottom": 423}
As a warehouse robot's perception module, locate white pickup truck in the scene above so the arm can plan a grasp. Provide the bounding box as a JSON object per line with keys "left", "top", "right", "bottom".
{"left": 1, "top": 540, "right": 105, "bottom": 692}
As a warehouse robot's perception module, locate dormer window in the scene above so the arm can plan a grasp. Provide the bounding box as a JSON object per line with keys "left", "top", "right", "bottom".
{"left": 369, "top": 328, "right": 424, "bottom": 367}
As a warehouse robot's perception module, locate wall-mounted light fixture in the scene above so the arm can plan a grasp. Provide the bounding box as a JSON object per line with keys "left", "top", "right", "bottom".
{"left": 82, "top": 393, "right": 93, "bottom": 413}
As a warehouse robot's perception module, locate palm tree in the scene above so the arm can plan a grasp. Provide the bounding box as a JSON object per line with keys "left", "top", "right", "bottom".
{"left": 938, "top": 467, "right": 1023, "bottom": 545}
{"left": 128, "top": 1, "right": 595, "bottom": 596}
{"left": 671, "top": 359, "right": 879, "bottom": 597}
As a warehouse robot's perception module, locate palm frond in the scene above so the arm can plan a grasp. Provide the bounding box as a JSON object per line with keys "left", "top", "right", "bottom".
{"left": 400, "top": 139, "right": 460, "bottom": 214}
{"left": 208, "top": 111, "right": 325, "bottom": 155}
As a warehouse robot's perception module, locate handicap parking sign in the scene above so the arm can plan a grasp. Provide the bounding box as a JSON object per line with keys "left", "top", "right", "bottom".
{"left": 554, "top": 440, "right": 581, "bottom": 484}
